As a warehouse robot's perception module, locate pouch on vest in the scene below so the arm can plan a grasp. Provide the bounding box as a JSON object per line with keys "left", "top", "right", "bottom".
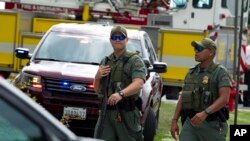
{"left": 192, "top": 87, "right": 201, "bottom": 111}
{"left": 201, "top": 91, "right": 212, "bottom": 110}
{"left": 182, "top": 91, "right": 193, "bottom": 109}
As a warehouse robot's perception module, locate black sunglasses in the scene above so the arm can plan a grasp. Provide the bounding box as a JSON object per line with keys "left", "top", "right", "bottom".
{"left": 111, "top": 35, "right": 126, "bottom": 41}
{"left": 194, "top": 44, "right": 205, "bottom": 53}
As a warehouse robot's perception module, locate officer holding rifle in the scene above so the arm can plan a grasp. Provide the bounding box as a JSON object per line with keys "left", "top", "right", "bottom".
{"left": 94, "top": 25, "right": 146, "bottom": 141}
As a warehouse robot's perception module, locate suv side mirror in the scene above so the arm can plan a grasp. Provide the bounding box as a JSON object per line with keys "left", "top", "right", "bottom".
{"left": 15, "top": 48, "right": 32, "bottom": 59}
{"left": 143, "top": 59, "right": 167, "bottom": 73}
{"left": 153, "top": 62, "right": 167, "bottom": 73}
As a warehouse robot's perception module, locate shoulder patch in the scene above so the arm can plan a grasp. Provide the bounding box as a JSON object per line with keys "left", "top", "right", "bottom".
{"left": 133, "top": 56, "right": 143, "bottom": 67}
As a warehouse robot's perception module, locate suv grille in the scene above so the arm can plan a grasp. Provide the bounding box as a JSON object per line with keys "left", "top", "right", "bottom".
{"left": 42, "top": 77, "right": 97, "bottom": 99}
{"left": 40, "top": 77, "right": 100, "bottom": 128}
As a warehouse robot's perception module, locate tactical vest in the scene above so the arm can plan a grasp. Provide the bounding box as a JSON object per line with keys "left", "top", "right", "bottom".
{"left": 182, "top": 63, "right": 221, "bottom": 112}
{"left": 104, "top": 51, "right": 137, "bottom": 96}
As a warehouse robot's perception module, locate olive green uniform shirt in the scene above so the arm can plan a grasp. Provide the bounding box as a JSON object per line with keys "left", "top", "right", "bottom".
{"left": 94, "top": 50, "right": 146, "bottom": 141}
{"left": 180, "top": 62, "right": 231, "bottom": 141}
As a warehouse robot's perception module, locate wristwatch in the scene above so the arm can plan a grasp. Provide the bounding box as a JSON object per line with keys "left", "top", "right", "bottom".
{"left": 118, "top": 91, "right": 125, "bottom": 98}
{"left": 204, "top": 108, "right": 212, "bottom": 115}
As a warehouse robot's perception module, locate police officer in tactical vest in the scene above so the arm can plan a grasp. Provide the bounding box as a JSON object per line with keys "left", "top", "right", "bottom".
{"left": 94, "top": 25, "right": 146, "bottom": 141}
{"left": 170, "top": 38, "right": 232, "bottom": 141}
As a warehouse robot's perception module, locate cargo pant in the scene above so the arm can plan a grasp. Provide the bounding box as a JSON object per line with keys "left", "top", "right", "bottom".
{"left": 94, "top": 109, "right": 143, "bottom": 141}
{"left": 179, "top": 118, "right": 228, "bottom": 141}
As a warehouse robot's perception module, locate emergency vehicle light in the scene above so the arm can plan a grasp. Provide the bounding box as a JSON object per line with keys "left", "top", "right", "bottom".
{"left": 243, "top": 28, "right": 248, "bottom": 34}
{"left": 62, "top": 81, "right": 70, "bottom": 86}
{"left": 88, "top": 83, "right": 94, "bottom": 89}
{"left": 18, "top": 50, "right": 25, "bottom": 54}
{"left": 220, "top": 13, "right": 226, "bottom": 19}
{"left": 214, "top": 32, "right": 218, "bottom": 37}
{"left": 207, "top": 25, "right": 214, "bottom": 30}
{"left": 15, "top": 48, "right": 30, "bottom": 59}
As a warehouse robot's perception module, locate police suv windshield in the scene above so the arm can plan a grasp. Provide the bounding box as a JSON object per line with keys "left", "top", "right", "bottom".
{"left": 34, "top": 31, "right": 143, "bottom": 64}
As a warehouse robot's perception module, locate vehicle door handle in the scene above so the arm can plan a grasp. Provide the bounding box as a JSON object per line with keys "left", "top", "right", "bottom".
{"left": 191, "top": 12, "right": 194, "bottom": 18}
{"left": 152, "top": 75, "right": 160, "bottom": 86}
{"left": 155, "top": 75, "right": 160, "bottom": 80}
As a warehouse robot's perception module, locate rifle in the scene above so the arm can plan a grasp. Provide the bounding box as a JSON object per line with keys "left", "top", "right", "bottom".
{"left": 95, "top": 58, "right": 109, "bottom": 139}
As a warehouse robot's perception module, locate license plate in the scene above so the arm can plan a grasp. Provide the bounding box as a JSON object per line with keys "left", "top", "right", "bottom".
{"left": 63, "top": 107, "right": 87, "bottom": 120}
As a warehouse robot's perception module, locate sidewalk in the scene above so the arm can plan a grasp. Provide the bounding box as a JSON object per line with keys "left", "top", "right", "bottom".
{"left": 236, "top": 104, "right": 250, "bottom": 111}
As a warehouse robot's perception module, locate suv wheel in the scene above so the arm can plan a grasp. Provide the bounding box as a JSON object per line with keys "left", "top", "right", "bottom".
{"left": 156, "top": 101, "right": 161, "bottom": 129}
{"left": 143, "top": 107, "right": 156, "bottom": 141}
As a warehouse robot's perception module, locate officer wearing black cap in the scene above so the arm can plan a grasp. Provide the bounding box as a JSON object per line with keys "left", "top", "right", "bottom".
{"left": 170, "top": 38, "right": 232, "bottom": 141}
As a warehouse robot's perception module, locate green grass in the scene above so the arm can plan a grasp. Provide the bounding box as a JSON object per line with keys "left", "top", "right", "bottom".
{"left": 154, "top": 102, "right": 250, "bottom": 141}
{"left": 154, "top": 102, "right": 177, "bottom": 141}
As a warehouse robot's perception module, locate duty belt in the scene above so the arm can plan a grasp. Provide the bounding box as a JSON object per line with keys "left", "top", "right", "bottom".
{"left": 106, "top": 101, "right": 136, "bottom": 111}
{"left": 106, "top": 105, "right": 117, "bottom": 110}
{"left": 183, "top": 109, "right": 226, "bottom": 122}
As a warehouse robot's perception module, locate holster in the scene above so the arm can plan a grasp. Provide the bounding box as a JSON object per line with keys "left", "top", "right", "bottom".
{"left": 118, "top": 98, "right": 136, "bottom": 111}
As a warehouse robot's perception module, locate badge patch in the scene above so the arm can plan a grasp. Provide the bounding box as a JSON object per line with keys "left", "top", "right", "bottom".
{"left": 202, "top": 76, "right": 209, "bottom": 84}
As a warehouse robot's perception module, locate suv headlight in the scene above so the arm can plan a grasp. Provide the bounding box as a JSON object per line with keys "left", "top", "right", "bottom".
{"left": 21, "top": 73, "right": 42, "bottom": 89}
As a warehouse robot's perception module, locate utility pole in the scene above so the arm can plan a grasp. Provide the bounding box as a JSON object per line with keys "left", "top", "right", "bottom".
{"left": 234, "top": 0, "right": 245, "bottom": 125}
{"left": 233, "top": 0, "right": 239, "bottom": 81}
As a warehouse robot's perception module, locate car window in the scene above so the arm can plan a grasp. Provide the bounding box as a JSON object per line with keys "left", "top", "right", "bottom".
{"left": 35, "top": 31, "right": 143, "bottom": 64}
{"left": 126, "top": 39, "right": 142, "bottom": 55}
{"left": 145, "top": 35, "right": 157, "bottom": 62}
{"left": 35, "top": 32, "right": 113, "bottom": 64}
{"left": 193, "top": 0, "right": 213, "bottom": 9}
{"left": 144, "top": 34, "right": 157, "bottom": 65}
{"left": 170, "top": 0, "right": 187, "bottom": 9}
{"left": 0, "top": 98, "right": 43, "bottom": 141}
